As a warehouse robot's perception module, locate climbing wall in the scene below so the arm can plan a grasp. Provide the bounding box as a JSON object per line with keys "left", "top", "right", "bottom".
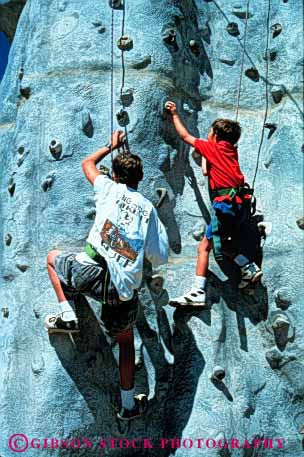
{"left": 0, "top": 0, "right": 303, "bottom": 456}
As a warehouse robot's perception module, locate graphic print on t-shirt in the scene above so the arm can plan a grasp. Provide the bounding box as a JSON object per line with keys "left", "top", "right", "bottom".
{"left": 100, "top": 219, "right": 141, "bottom": 262}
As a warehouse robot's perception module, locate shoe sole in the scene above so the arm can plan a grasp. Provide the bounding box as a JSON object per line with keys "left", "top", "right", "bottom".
{"left": 46, "top": 328, "right": 80, "bottom": 334}
{"left": 239, "top": 271, "right": 263, "bottom": 289}
{"left": 169, "top": 300, "right": 206, "bottom": 308}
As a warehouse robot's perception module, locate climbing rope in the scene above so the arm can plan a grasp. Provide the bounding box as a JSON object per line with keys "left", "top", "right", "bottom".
{"left": 235, "top": 0, "right": 250, "bottom": 121}
{"left": 252, "top": 0, "right": 271, "bottom": 188}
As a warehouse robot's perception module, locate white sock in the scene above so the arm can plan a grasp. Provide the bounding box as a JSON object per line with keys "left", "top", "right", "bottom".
{"left": 233, "top": 255, "right": 250, "bottom": 267}
{"left": 59, "top": 300, "right": 76, "bottom": 322}
{"left": 121, "top": 387, "right": 135, "bottom": 410}
{"left": 194, "top": 276, "right": 206, "bottom": 290}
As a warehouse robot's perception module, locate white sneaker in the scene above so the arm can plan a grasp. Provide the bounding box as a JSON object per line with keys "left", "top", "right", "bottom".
{"left": 169, "top": 287, "right": 206, "bottom": 307}
{"left": 239, "top": 262, "right": 263, "bottom": 289}
{"left": 44, "top": 311, "right": 79, "bottom": 334}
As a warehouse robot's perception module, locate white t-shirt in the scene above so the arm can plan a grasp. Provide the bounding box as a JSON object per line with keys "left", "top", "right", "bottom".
{"left": 85, "top": 175, "right": 169, "bottom": 300}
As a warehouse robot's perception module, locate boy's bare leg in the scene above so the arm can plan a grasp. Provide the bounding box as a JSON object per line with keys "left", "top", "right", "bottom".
{"left": 196, "top": 237, "right": 213, "bottom": 277}
{"left": 46, "top": 250, "right": 77, "bottom": 325}
{"left": 116, "top": 328, "right": 136, "bottom": 410}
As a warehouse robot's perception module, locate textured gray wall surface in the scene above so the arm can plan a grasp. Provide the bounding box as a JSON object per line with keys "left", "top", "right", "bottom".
{"left": 0, "top": 0, "right": 303, "bottom": 456}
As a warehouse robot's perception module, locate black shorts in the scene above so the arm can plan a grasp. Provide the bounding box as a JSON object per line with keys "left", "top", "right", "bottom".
{"left": 54, "top": 253, "right": 139, "bottom": 336}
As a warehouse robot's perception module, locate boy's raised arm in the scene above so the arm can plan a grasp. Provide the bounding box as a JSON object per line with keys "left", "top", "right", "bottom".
{"left": 165, "top": 101, "right": 197, "bottom": 147}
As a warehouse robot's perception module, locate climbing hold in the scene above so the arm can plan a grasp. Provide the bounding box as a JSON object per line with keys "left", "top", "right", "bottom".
{"left": 189, "top": 39, "right": 200, "bottom": 56}
{"left": 264, "top": 123, "right": 277, "bottom": 139}
{"left": 99, "top": 164, "right": 110, "bottom": 177}
{"left": 226, "top": 22, "right": 240, "bottom": 37}
{"left": 272, "top": 314, "right": 290, "bottom": 332}
{"left": 271, "top": 87, "right": 285, "bottom": 104}
{"left": 263, "top": 49, "right": 277, "bottom": 61}
{"left": 18, "top": 68, "right": 24, "bottom": 80}
{"left": 4, "top": 234, "right": 12, "bottom": 246}
{"left": 16, "top": 263, "right": 29, "bottom": 272}
{"left": 296, "top": 217, "right": 304, "bottom": 230}
{"left": 162, "top": 29, "right": 179, "bottom": 52}
{"left": 1, "top": 307, "right": 9, "bottom": 318}
{"left": 20, "top": 87, "right": 31, "bottom": 99}
{"left": 109, "top": 0, "right": 124, "bottom": 9}
{"left": 183, "top": 103, "right": 194, "bottom": 115}
{"left": 149, "top": 275, "right": 165, "bottom": 295}
{"left": 155, "top": 188, "right": 167, "bottom": 208}
{"left": 8, "top": 177, "right": 16, "bottom": 197}
{"left": 41, "top": 175, "right": 55, "bottom": 192}
{"left": 31, "top": 355, "right": 45, "bottom": 376}
{"left": 116, "top": 109, "right": 129, "bottom": 127}
{"left": 219, "top": 58, "right": 236, "bottom": 66}
{"left": 98, "top": 26, "right": 106, "bottom": 34}
{"left": 192, "top": 228, "right": 205, "bottom": 242}
{"left": 120, "top": 89, "right": 134, "bottom": 107}
{"left": 82, "top": 112, "right": 94, "bottom": 138}
{"left": 233, "top": 10, "right": 253, "bottom": 19}
{"left": 245, "top": 68, "right": 260, "bottom": 82}
{"left": 17, "top": 147, "right": 29, "bottom": 167}
{"left": 265, "top": 347, "right": 283, "bottom": 369}
{"left": 210, "top": 366, "right": 225, "bottom": 382}
{"left": 18, "top": 146, "right": 25, "bottom": 155}
{"left": 274, "top": 288, "right": 292, "bottom": 310}
{"left": 271, "top": 23, "right": 282, "bottom": 38}
{"left": 257, "top": 221, "right": 272, "bottom": 237}
{"left": 117, "top": 36, "right": 133, "bottom": 51}
{"left": 49, "top": 139, "right": 62, "bottom": 158}
{"left": 86, "top": 208, "right": 96, "bottom": 220}
{"left": 131, "top": 55, "right": 152, "bottom": 70}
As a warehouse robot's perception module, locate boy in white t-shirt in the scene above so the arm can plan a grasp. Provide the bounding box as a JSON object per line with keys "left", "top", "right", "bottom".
{"left": 44, "top": 131, "right": 169, "bottom": 420}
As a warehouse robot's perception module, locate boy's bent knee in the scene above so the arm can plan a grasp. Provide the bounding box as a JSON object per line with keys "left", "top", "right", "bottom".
{"left": 47, "top": 249, "right": 62, "bottom": 267}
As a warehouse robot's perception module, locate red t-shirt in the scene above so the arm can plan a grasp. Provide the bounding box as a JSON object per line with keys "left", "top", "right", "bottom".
{"left": 194, "top": 139, "right": 245, "bottom": 190}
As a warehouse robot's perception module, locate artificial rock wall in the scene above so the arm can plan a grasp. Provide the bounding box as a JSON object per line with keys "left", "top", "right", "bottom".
{"left": 0, "top": 0, "right": 303, "bottom": 456}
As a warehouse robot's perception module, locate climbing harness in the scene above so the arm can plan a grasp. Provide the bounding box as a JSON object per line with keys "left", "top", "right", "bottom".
{"left": 209, "top": 185, "right": 256, "bottom": 261}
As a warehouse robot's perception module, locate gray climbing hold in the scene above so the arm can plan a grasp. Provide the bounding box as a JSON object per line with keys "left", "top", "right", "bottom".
{"left": 271, "top": 87, "right": 285, "bottom": 104}
{"left": 274, "top": 288, "right": 292, "bottom": 310}
{"left": 155, "top": 188, "right": 167, "bottom": 208}
{"left": 226, "top": 22, "right": 240, "bottom": 37}
{"left": 41, "top": 175, "right": 55, "bottom": 192}
{"left": 219, "top": 58, "right": 236, "bottom": 66}
{"left": 183, "top": 103, "right": 194, "bottom": 114}
{"left": 120, "top": 89, "right": 134, "bottom": 107}
{"left": 162, "top": 28, "right": 179, "bottom": 51}
{"left": 49, "top": 139, "right": 62, "bottom": 158}
{"left": 149, "top": 274, "right": 165, "bottom": 295}
{"left": 18, "top": 68, "right": 24, "bottom": 80}
{"left": 263, "top": 49, "right": 277, "bottom": 61}
{"left": 296, "top": 217, "right": 304, "bottom": 230}
{"left": 17, "top": 146, "right": 29, "bottom": 167}
{"left": 210, "top": 366, "right": 225, "bottom": 381}
{"left": 86, "top": 208, "right": 96, "bottom": 220}
{"left": 265, "top": 347, "right": 283, "bottom": 369}
{"left": 131, "top": 55, "right": 152, "bottom": 70}
{"left": 117, "top": 36, "right": 133, "bottom": 51}
{"left": 20, "top": 86, "right": 31, "bottom": 99}
{"left": 272, "top": 314, "right": 290, "bottom": 331}
{"left": 233, "top": 10, "right": 253, "bottom": 19}
{"left": 16, "top": 263, "right": 29, "bottom": 272}
{"left": 8, "top": 177, "right": 16, "bottom": 197}
{"left": 271, "top": 23, "right": 282, "bottom": 38}
{"left": 245, "top": 68, "right": 260, "bottom": 82}
{"left": 264, "top": 122, "right": 277, "bottom": 139}
{"left": 82, "top": 112, "right": 94, "bottom": 138}
{"left": 109, "top": 0, "right": 123, "bottom": 9}
{"left": 189, "top": 39, "right": 200, "bottom": 56}
{"left": 4, "top": 234, "right": 12, "bottom": 246}
{"left": 1, "top": 307, "right": 9, "bottom": 318}
{"left": 257, "top": 221, "right": 272, "bottom": 237}
{"left": 116, "top": 109, "right": 129, "bottom": 126}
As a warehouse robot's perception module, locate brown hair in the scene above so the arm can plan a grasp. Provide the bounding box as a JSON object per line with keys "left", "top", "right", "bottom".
{"left": 211, "top": 119, "right": 241, "bottom": 144}
{"left": 112, "top": 153, "right": 143, "bottom": 188}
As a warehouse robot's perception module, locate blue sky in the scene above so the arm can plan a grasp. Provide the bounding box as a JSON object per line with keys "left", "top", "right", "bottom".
{"left": 0, "top": 32, "right": 10, "bottom": 80}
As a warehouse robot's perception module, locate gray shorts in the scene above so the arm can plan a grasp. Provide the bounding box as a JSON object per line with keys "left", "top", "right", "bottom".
{"left": 54, "top": 253, "right": 139, "bottom": 336}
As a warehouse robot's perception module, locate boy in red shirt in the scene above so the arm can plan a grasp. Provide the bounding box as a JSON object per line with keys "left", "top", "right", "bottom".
{"left": 165, "top": 101, "right": 262, "bottom": 306}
